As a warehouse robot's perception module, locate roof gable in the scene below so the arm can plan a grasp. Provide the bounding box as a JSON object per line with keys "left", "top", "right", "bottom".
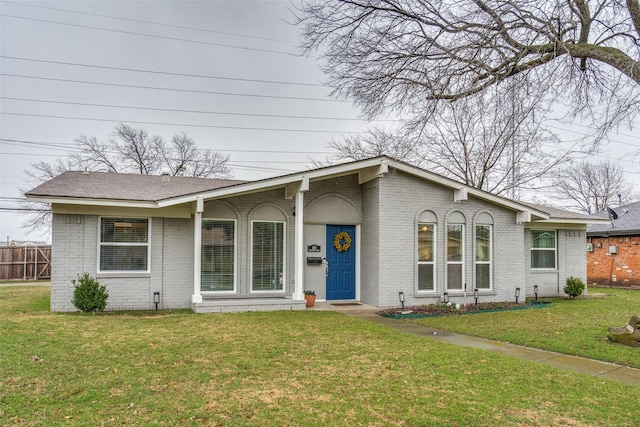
{"left": 26, "top": 156, "right": 605, "bottom": 225}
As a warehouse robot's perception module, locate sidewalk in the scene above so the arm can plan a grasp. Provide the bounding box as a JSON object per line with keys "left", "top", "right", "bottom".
{"left": 350, "top": 313, "right": 640, "bottom": 388}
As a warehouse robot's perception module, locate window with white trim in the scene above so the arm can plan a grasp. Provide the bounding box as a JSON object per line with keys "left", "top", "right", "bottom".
{"left": 201, "top": 220, "right": 235, "bottom": 292}
{"left": 447, "top": 224, "right": 464, "bottom": 290}
{"left": 417, "top": 223, "right": 436, "bottom": 291}
{"left": 475, "top": 225, "right": 492, "bottom": 289}
{"left": 531, "top": 230, "right": 556, "bottom": 269}
{"left": 99, "top": 218, "right": 149, "bottom": 272}
{"left": 251, "top": 221, "right": 285, "bottom": 292}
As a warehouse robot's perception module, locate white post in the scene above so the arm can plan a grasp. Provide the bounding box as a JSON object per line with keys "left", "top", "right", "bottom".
{"left": 293, "top": 189, "right": 305, "bottom": 300}
{"left": 192, "top": 197, "right": 204, "bottom": 304}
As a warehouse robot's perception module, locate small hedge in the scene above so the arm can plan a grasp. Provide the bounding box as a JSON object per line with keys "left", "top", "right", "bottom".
{"left": 71, "top": 273, "right": 109, "bottom": 312}
{"left": 564, "top": 276, "right": 585, "bottom": 298}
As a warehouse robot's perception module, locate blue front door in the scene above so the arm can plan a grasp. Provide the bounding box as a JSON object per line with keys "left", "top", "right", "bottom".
{"left": 326, "top": 224, "right": 356, "bottom": 300}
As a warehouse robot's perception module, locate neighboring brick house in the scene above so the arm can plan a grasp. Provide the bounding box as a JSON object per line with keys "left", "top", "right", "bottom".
{"left": 26, "top": 156, "right": 607, "bottom": 312}
{"left": 587, "top": 202, "right": 640, "bottom": 287}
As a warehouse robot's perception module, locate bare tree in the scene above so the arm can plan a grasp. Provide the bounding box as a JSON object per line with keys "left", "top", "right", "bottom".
{"left": 23, "top": 124, "right": 232, "bottom": 235}
{"left": 320, "top": 85, "right": 572, "bottom": 197}
{"left": 297, "top": 1, "right": 640, "bottom": 136}
{"left": 315, "top": 127, "right": 425, "bottom": 166}
{"left": 156, "top": 133, "right": 231, "bottom": 178}
{"left": 551, "top": 160, "right": 637, "bottom": 213}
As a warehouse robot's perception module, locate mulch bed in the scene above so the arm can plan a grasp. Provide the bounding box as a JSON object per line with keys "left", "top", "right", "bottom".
{"left": 378, "top": 301, "right": 551, "bottom": 318}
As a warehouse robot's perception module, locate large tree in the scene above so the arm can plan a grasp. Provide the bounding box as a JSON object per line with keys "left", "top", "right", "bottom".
{"left": 297, "top": 1, "right": 640, "bottom": 134}
{"left": 23, "top": 124, "right": 232, "bottom": 235}
{"left": 320, "top": 84, "right": 572, "bottom": 197}
{"left": 551, "top": 160, "right": 638, "bottom": 213}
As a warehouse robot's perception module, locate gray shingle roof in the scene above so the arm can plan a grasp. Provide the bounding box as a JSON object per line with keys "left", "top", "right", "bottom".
{"left": 26, "top": 171, "right": 247, "bottom": 202}
{"left": 517, "top": 201, "right": 601, "bottom": 221}
{"left": 587, "top": 201, "right": 640, "bottom": 236}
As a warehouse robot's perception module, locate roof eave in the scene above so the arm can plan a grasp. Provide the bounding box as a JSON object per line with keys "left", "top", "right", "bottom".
{"left": 156, "top": 157, "right": 391, "bottom": 208}
{"left": 26, "top": 195, "right": 158, "bottom": 209}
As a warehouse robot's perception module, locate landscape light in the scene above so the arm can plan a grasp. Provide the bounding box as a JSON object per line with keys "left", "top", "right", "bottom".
{"left": 154, "top": 291, "right": 160, "bottom": 311}
{"left": 399, "top": 291, "right": 405, "bottom": 309}
{"left": 443, "top": 292, "right": 449, "bottom": 304}
{"left": 474, "top": 288, "right": 479, "bottom": 306}
{"left": 515, "top": 288, "right": 520, "bottom": 304}
{"left": 534, "top": 285, "right": 539, "bottom": 301}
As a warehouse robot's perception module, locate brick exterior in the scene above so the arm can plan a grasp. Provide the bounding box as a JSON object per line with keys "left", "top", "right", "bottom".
{"left": 587, "top": 236, "right": 640, "bottom": 287}
{"left": 49, "top": 169, "right": 586, "bottom": 312}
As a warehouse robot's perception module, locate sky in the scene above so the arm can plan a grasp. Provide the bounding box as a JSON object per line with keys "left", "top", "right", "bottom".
{"left": 1, "top": 0, "right": 639, "bottom": 244}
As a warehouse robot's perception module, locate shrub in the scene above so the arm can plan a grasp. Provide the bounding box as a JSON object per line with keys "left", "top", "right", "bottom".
{"left": 71, "top": 273, "right": 109, "bottom": 312}
{"left": 564, "top": 276, "right": 585, "bottom": 298}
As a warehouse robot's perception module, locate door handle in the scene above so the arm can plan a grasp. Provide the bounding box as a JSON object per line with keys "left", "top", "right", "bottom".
{"left": 323, "top": 258, "right": 328, "bottom": 277}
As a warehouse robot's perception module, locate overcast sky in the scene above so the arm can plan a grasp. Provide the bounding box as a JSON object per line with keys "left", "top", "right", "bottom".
{"left": 1, "top": 0, "right": 639, "bottom": 244}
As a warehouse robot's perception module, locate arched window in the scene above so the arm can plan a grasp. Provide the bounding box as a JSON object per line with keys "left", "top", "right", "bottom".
{"left": 447, "top": 212, "right": 465, "bottom": 291}
{"left": 417, "top": 211, "right": 437, "bottom": 292}
{"left": 475, "top": 213, "right": 494, "bottom": 290}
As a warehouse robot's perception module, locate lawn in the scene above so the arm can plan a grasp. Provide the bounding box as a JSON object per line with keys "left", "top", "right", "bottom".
{"left": 410, "top": 287, "right": 640, "bottom": 369}
{"left": 1, "top": 286, "right": 639, "bottom": 426}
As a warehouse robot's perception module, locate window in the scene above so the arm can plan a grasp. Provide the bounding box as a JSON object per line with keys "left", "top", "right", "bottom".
{"left": 417, "top": 223, "right": 435, "bottom": 291}
{"left": 475, "top": 225, "right": 492, "bottom": 289}
{"left": 447, "top": 224, "right": 464, "bottom": 290}
{"left": 251, "top": 221, "right": 285, "bottom": 291}
{"left": 201, "top": 220, "right": 235, "bottom": 292}
{"left": 531, "top": 230, "right": 556, "bottom": 269}
{"left": 99, "top": 218, "right": 149, "bottom": 272}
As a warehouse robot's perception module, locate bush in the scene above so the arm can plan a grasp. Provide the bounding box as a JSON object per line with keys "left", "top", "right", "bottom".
{"left": 71, "top": 273, "right": 109, "bottom": 312}
{"left": 564, "top": 276, "right": 585, "bottom": 298}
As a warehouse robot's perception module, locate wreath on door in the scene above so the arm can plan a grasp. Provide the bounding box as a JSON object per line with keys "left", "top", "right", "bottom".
{"left": 333, "top": 231, "right": 352, "bottom": 252}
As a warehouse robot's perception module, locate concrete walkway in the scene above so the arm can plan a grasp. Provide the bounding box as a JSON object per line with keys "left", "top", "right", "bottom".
{"left": 350, "top": 313, "right": 640, "bottom": 388}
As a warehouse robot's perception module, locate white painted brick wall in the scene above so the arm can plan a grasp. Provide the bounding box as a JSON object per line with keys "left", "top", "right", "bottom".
{"left": 373, "top": 171, "right": 526, "bottom": 308}
{"left": 524, "top": 228, "right": 587, "bottom": 297}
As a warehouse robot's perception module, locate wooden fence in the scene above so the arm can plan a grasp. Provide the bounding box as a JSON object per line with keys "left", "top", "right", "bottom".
{"left": 0, "top": 246, "right": 51, "bottom": 280}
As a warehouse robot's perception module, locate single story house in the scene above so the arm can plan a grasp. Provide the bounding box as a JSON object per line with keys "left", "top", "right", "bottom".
{"left": 587, "top": 201, "right": 640, "bottom": 287}
{"left": 26, "top": 156, "right": 607, "bottom": 312}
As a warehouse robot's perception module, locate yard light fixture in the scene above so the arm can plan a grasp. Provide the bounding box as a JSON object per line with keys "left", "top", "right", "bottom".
{"left": 443, "top": 291, "right": 449, "bottom": 304}
{"left": 534, "top": 285, "right": 539, "bottom": 301}
{"left": 474, "top": 288, "right": 479, "bottom": 306}
{"left": 154, "top": 291, "right": 160, "bottom": 311}
{"left": 399, "top": 291, "right": 405, "bottom": 309}
{"left": 515, "top": 287, "right": 521, "bottom": 304}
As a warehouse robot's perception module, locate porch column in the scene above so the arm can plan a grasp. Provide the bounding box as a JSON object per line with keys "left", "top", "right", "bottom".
{"left": 293, "top": 189, "right": 305, "bottom": 300}
{"left": 192, "top": 196, "right": 204, "bottom": 304}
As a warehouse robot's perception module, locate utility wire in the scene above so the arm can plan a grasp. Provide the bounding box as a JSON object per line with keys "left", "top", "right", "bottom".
{"left": 0, "top": 0, "right": 295, "bottom": 44}
{"left": 0, "top": 56, "right": 324, "bottom": 87}
{"left": 0, "top": 139, "right": 335, "bottom": 155}
{"left": 0, "top": 13, "right": 298, "bottom": 56}
{"left": 0, "top": 112, "right": 362, "bottom": 134}
{"left": 2, "top": 97, "right": 381, "bottom": 122}
{"left": 0, "top": 74, "right": 338, "bottom": 102}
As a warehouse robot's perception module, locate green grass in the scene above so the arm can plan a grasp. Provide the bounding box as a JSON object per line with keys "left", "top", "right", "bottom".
{"left": 1, "top": 286, "right": 639, "bottom": 426}
{"left": 410, "top": 287, "right": 640, "bottom": 369}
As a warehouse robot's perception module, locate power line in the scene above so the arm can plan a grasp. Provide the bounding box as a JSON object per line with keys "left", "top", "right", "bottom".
{"left": 2, "top": 97, "right": 380, "bottom": 122}
{"left": 0, "top": 13, "right": 298, "bottom": 56}
{"left": 0, "top": 112, "right": 362, "bottom": 134}
{"left": 0, "top": 0, "right": 295, "bottom": 45}
{"left": 0, "top": 56, "right": 324, "bottom": 88}
{"left": 0, "top": 74, "right": 338, "bottom": 102}
{"left": 0, "top": 139, "right": 335, "bottom": 155}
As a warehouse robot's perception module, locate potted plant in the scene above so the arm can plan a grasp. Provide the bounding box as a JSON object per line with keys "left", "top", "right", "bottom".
{"left": 304, "top": 290, "right": 316, "bottom": 307}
